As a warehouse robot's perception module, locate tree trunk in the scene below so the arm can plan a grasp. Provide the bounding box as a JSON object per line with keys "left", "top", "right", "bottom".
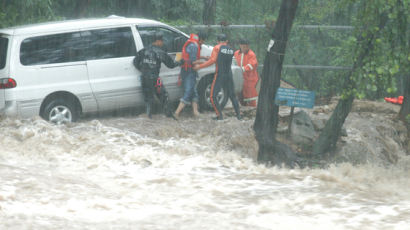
{"left": 312, "top": 13, "right": 389, "bottom": 156}
{"left": 312, "top": 92, "right": 354, "bottom": 155}
{"left": 253, "top": 0, "right": 299, "bottom": 166}
{"left": 399, "top": 75, "right": 410, "bottom": 153}
{"left": 398, "top": 0, "right": 409, "bottom": 124}
{"left": 399, "top": 76, "right": 410, "bottom": 121}
{"left": 203, "top": 0, "right": 216, "bottom": 25}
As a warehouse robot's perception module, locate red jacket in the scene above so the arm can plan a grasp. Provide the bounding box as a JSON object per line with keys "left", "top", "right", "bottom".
{"left": 234, "top": 49, "right": 259, "bottom": 106}
{"left": 234, "top": 49, "right": 259, "bottom": 83}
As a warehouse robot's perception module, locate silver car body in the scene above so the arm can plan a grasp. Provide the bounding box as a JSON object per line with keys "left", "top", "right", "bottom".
{"left": 0, "top": 16, "right": 243, "bottom": 120}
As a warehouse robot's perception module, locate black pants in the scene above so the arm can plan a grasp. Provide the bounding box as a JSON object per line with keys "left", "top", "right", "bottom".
{"left": 210, "top": 72, "right": 240, "bottom": 118}
{"left": 141, "top": 74, "right": 172, "bottom": 116}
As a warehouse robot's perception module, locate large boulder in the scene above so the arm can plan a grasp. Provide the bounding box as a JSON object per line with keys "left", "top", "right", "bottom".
{"left": 290, "top": 110, "right": 317, "bottom": 147}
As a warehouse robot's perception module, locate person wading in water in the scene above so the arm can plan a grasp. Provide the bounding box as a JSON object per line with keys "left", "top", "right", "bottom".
{"left": 133, "top": 32, "right": 183, "bottom": 119}
{"left": 174, "top": 32, "right": 208, "bottom": 119}
{"left": 193, "top": 34, "right": 241, "bottom": 120}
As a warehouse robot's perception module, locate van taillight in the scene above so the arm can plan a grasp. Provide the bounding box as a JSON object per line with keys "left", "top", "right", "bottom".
{"left": 0, "top": 78, "right": 17, "bottom": 89}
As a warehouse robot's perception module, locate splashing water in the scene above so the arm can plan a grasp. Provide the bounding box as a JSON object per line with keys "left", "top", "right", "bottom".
{"left": 1, "top": 114, "right": 409, "bottom": 230}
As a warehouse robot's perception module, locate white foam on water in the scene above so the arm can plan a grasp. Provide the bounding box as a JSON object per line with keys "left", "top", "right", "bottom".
{"left": 1, "top": 117, "right": 409, "bottom": 229}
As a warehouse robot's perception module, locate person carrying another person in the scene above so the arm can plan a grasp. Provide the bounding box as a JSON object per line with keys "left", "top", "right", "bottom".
{"left": 193, "top": 33, "right": 241, "bottom": 120}
{"left": 133, "top": 32, "right": 183, "bottom": 119}
{"left": 174, "top": 31, "right": 208, "bottom": 119}
{"left": 234, "top": 38, "right": 259, "bottom": 107}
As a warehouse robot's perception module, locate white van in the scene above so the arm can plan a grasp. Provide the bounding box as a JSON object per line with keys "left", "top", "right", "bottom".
{"left": 0, "top": 16, "right": 243, "bottom": 123}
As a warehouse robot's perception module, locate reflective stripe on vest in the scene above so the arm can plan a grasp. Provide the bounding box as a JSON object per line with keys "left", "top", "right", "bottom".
{"left": 243, "top": 96, "right": 258, "bottom": 102}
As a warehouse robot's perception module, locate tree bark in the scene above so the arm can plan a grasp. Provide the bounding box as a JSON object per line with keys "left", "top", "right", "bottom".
{"left": 399, "top": 75, "right": 409, "bottom": 153}
{"left": 312, "top": 89, "right": 354, "bottom": 155}
{"left": 399, "top": 76, "right": 410, "bottom": 121}
{"left": 312, "top": 13, "right": 389, "bottom": 156}
{"left": 397, "top": 0, "right": 409, "bottom": 124}
{"left": 253, "top": 0, "right": 298, "bottom": 166}
{"left": 203, "top": 0, "right": 216, "bottom": 25}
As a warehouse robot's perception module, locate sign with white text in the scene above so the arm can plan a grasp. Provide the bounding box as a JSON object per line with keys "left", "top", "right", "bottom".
{"left": 275, "top": 88, "right": 315, "bottom": 108}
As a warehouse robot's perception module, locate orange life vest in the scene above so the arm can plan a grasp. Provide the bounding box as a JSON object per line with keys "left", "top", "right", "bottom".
{"left": 181, "top": 34, "right": 201, "bottom": 70}
{"left": 384, "top": 96, "right": 404, "bottom": 105}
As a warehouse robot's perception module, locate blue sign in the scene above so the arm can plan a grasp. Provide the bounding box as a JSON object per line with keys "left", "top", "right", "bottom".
{"left": 275, "top": 88, "right": 315, "bottom": 108}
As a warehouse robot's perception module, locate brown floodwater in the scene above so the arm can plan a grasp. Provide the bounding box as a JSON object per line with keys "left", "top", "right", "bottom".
{"left": 1, "top": 110, "right": 409, "bottom": 230}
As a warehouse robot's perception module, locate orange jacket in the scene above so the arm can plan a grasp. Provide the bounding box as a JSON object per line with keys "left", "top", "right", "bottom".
{"left": 198, "top": 42, "right": 227, "bottom": 69}
{"left": 181, "top": 34, "right": 201, "bottom": 70}
{"left": 234, "top": 49, "right": 259, "bottom": 83}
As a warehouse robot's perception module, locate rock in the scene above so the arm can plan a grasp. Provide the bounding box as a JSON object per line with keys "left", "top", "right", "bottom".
{"left": 312, "top": 118, "right": 326, "bottom": 131}
{"left": 274, "top": 141, "right": 300, "bottom": 168}
{"left": 260, "top": 141, "right": 299, "bottom": 168}
{"left": 334, "top": 111, "right": 408, "bottom": 166}
{"left": 290, "top": 110, "right": 317, "bottom": 147}
{"left": 334, "top": 140, "right": 378, "bottom": 165}
{"left": 352, "top": 100, "right": 400, "bottom": 114}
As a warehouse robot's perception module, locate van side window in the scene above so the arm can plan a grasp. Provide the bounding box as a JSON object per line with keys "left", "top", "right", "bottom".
{"left": 20, "top": 27, "right": 136, "bottom": 66}
{"left": 81, "top": 27, "right": 136, "bottom": 60}
{"left": 0, "top": 37, "right": 8, "bottom": 69}
{"left": 20, "top": 32, "right": 84, "bottom": 66}
{"left": 137, "top": 26, "right": 187, "bottom": 53}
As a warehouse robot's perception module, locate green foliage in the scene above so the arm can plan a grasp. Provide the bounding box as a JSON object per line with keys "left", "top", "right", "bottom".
{"left": 0, "top": 0, "right": 407, "bottom": 102}
{"left": 152, "top": 0, "right": 202, "bottom": 22}
{"left": 0, "top": 0, "right": 57, "bottom": 28}
{"left": 216, "top": 0, "right": 281, "bottom": 24}
{"left": 282, "top": 0, "right": 354, "bottom": 98}
{"left": 340, "top": 0, "right": 410, "bottom": 100}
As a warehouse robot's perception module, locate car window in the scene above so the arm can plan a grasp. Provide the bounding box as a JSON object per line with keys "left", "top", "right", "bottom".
{"left": 20, "top": 32, "right": 84, "bottom": 66}
{"left": 137, "top": 26, "right": 187, "bottom": 53}
{"left": 20, "top": 27, "right": 136, "bottom": 66}
{"left": 81, "top": 27, "right": 136, "bottom": 60}
{"left": 0, "top": 37, "right": 8, "bottom": 69}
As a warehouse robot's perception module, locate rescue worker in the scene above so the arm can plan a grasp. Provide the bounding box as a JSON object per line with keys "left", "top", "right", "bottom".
{"left": 193, "top": 34, "right": 241, "bottom": 120}
{"left": 174, "top": 31, "right": 208, "bottom": 119}
{"left": 234, "top": 38, "right": 259, "bottom": 107}
{"left": 133, "top": 32, "right": 183, "bottom": 119}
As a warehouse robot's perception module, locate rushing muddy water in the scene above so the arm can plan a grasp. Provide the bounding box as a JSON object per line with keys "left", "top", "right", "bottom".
{"left": 1, "top": 110, "right": 410, "bottom": 230}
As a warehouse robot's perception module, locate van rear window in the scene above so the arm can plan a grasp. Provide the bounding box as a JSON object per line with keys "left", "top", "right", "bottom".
{"left": 20, "top": 32, "right": 84, "bottom": 65}
{"left": 0, "top": 37, "right": 8, "bottom": 69}
{"left": 20, "top": 27, "right": 136, "bottom": 66}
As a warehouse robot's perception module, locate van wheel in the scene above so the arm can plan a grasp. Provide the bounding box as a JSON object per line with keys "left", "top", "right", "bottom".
{"left": 41, "top": 98, "right": 78, "bottom": 124}
{"left": 197, "top": 75, "right": 228, "bottom": 111}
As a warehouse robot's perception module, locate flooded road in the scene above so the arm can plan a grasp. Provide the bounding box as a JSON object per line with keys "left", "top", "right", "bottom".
{"left": 1, "top": 111, "right": 410, "bottom": 230}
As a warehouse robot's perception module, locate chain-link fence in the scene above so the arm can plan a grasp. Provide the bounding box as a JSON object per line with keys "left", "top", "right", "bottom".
{"left": 176, "top": 24, "right": 354, "bottom": 100}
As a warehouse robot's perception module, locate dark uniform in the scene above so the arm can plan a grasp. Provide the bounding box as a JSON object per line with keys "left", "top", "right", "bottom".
{"left": 211, "top": 44, "right": 241, "bottom": 120}
{"left": 196, "top": 34, "right": 241, "bottom": 120}
{"left": 134, "top": 44, "right": 181, "bottom": 118}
